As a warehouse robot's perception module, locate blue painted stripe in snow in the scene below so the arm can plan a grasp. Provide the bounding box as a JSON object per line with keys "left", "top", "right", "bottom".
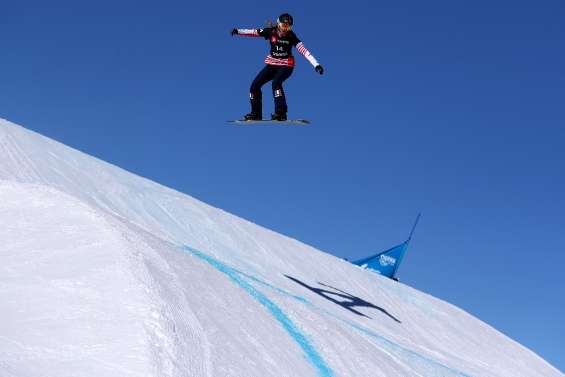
{"left": 244, "top": 275, "right": 471, "bottom": 376}
{"left": 183, "top": 246, "right": 335, "bottom": 377}
{"left": 207, "top": 254, "right": 472, "bottom": 377}
{"left": 182, "top": 245, "right": 471, "bottom": 377}
{"left": 246, "top": 276, "right": 472, "bottom": 377}
{"left": 324, "top": 311, "right": 472, "bottom": 377}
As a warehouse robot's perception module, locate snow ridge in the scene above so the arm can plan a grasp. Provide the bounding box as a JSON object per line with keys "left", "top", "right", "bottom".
{"left": 1, "top": 118, "right": 562, "bottom": 377}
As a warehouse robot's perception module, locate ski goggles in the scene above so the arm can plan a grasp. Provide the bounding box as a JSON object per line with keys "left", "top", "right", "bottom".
{"left": 277, "top": 22, "right": 292, "bottom": 32}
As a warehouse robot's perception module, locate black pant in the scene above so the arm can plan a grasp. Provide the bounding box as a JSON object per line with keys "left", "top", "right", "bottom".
{"left": 249, "top": 65, "right": 294, "bottom": 116}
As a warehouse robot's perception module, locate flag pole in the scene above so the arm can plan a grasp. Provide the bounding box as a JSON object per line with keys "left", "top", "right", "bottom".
{"left": 391, "top": 213, "right": 421, "bottom": 280}
{"left": 407, "top": 213, "right": 421, "bottom": 243}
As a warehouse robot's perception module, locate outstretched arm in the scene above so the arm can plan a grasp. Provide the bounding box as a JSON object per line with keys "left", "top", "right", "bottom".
{"left": 296, "top": 42, "right": 324, "bottom": 75}
{"left": 231, "top": 28, "right": 263, "bottom": 37}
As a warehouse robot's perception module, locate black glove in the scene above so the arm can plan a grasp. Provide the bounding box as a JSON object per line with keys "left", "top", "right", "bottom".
{"left": 231, "top": 28, "right": 238, "bottom": 36}
{"left": 315, "top": 65, "right": 324, "bottom": 75}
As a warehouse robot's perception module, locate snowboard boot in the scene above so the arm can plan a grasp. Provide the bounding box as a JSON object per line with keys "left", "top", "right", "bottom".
{"left": 271, "top": 112, "right": 287, "bottom": 121}
{"left": 244, "top": 113, "right": 262, "bottom": 121}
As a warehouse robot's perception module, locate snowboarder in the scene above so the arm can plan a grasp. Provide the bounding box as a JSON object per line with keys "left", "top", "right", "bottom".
{"left": 231, "top": 13, "right": 324, "bottom": 121}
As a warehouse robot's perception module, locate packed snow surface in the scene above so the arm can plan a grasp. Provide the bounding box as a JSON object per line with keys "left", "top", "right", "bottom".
{"left": 0, "top": 118, "right": 561, "bottom": 377}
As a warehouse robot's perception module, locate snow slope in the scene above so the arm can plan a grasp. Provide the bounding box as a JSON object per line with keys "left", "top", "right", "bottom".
{"left": 0, "top": 118, "right": 561, "bottom": 377}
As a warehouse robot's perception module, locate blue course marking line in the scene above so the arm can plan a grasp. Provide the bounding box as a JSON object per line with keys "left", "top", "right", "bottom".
{"left": 183, "top": 245, "right": 472, "bottom": 377}
{"left": 241, "top": 269, "right": 472, "bottom": 377}
{"left": 321, "top": 311, "right": 472, "bottom": 377}
{"left": 183, "top": 246, "right": 335, "bottom": 377}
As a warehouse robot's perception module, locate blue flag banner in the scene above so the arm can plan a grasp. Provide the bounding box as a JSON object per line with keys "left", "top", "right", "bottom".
{"left": 352, "top": 242, "right": 408, "bottom": 279}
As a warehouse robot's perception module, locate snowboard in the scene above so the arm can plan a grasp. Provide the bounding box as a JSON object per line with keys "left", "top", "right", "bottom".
{"left": 227, "top": 119, "right": 310, "bottom": 126}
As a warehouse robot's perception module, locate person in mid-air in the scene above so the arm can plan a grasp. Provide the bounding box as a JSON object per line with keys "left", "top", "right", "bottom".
{"left": 231, "top": 13, "right": 324, "bottom": 121}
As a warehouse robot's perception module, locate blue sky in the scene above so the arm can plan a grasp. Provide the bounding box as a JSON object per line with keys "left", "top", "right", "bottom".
{"left": 1, "top": 0, "right": 563, "bottom": 371}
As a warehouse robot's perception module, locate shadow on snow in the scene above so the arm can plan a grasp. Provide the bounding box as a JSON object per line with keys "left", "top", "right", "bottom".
{"left": 284, "top": 275, "right": 401, "bottom": 323}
